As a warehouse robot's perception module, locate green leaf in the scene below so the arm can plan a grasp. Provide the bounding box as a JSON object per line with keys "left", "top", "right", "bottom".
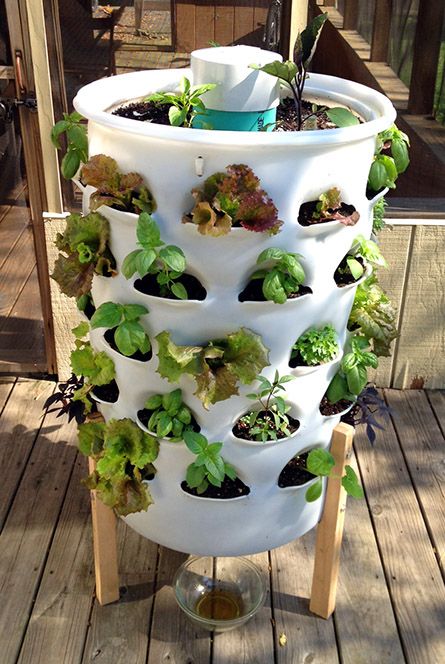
{"left": 158, "top": 245, "right": 186, "bottom": 273}
{"left": 256, "top": 247, "right": 285, "bottom": 263}
{"left": 50, "top": 119, "right": 69, "bottom": 149}
{"left": 122, "top": 303, "right": 149, "bottom": 321}
{"left": 183, "top": 431, "right": 208, "bottom": 454}
{"left": 136, "top": 248, "right": 157, "bottom": 276}
{"left": 72, "top": 321, "right": 89, "bottom": 339}
{"left": 342, "top": 466, "right": 364, "bottom": 498}
{"left": 254, "top": 60, "right": 298, "bottom": 85}
{"left": 137, "top": 213, "right": 162, "bottom": 248}
{"left": 169, "top": 106, "right": 187, "bottom": 126}
{"left": 61, "top": 150, "right": 80, "bottom": 179}
{"left": 122, "top": 249, "right": 142, "bottom": 279}
{"left": 305, "top": 477, "right": 323, "bottom": 502}
{"left": 156, "top": 331, "right": 203, "bottom": 382}
{"left": 306, "top": 448, "right": 335, "bottom": 476}
{"left": 297, "top": 12, "right": 328, "bottom": 67}
{"left": 71, "top": 345, "right": 96, "bottom": 377}
{"left": 368, "top": 159, "right": 389, "bottom": 192}
{"left": 263, "top": 270, "right": 287, "bottom": 304}
{"left": 90, "top": 351, "right": 115, "bottom": 386}
{"left": 171, "top": 281, "right": 188, "bottom": 300}
{"left": 115, "top": 320, "right": 148, "bottom": 356}
{"left": 222, "top": 328, "right": 270, "bottom": 385}
{"left": 144, "top": 394, "right": 163, "bottom": 410}
{"left": 186, "top": 463, "right": 207, "bottom": 489}
{"left": 346, "top": 256, "right": 365, "bottom": 280}
{"left": 78, "top": 421, "right": 105, "bottom": 457}
{"left": 326, "top": 107, "right": 360, "bottom": 127}
{"left": 67, "top": 124, "right": 88, "bottom": 156}
{"left": 391, "top": 138, "right": 409, "bottom": 174}
{"left": 326, "top": 372, "right": 350, "bottom": 404}
{"left": 280, "top": 254, "right": 305, "bottom": 283}
{"left": 163, "top": 388, "right": 182, "bottom": 414}
{"left": 157, "top": 412, "right": 173, "bottom": 438}
{"left": 91, "top": 302, "right": 122, "bottom": 329}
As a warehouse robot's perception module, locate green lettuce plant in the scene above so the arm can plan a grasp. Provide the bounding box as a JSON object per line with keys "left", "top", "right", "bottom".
{"left": 122, "top": 213, "right": 188, "bottom": 299}
{"left": 51, "top": 111, "right": 88, "bottom": 179}
{"left": 304, "top": 448, "right": 364, "bottom": 502}
{"left": 183, "top": 431, "right": 237, "bottom": 494}
{"left": 51, "top": 211, "right": 116, "bottom": 299}
{"left": 238, "top": 371, "right": 296, "bottom": 442}
{"left": 156, "top": 328, "right": 269, "bottom": 409}
{"left": 141, "top": 388, "right": 196, "bottom": 440}
{"left": 291, "top": 324, "right": 339, "bottom": 366}
{"left": 182, "top": 164, "right": 282, "bottom": 236}
{"left": 368, "top": 124, "right": 410, "bottom": 192}
{"left": 348, "top": 274, "right": 398, "bottom": 357}
{"left": 146, "top": 75, "right": 217, "bottom": 127}
{"left": 81, "top": 154, "right": 156, "bottom": 214}
{"left": 78, "top": 417, "right": 159, "bottom": 515}
{"left": 248, "top": 248, "right": 306, "bottom": 304}
{"left": 326, "top": 336, "right": 379, "bottom": 404}
{"left": 91, "top": 301, "right": 150, "bottom": 357}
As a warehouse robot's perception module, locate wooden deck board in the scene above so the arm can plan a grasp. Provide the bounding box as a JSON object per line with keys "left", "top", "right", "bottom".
{"left": 0, "top": 227, "right": 36, "bottom": 317}
{"left": 354, "top": 394, "right": 445, "bottom": 663}
{"left": 0, "top": 387, "right": 444, "bottom": 664}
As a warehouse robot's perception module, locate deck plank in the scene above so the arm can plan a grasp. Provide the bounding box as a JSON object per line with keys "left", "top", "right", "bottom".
{"left": 426, "top": 390, "right": 445, "bottom": 436}
{"left": 0, "top": 375, "right": 16, "bottom": 412}
{"left": 82, "top": 521, "right": 158, "bottom": 664}
{"left": 385, "top": 390, "right": 445, "bottom": 576}
{"left": 147, "top": 546, "right": 212, "bottom": 664}
{"left": 0, "top": 266, "right": 46, "bottom": 366}
{"left": 0, "top": 203, "right": 30, "bottom": 269}
{"left": 212, "top": 553, "right": 275, "bottom": 664}
{"left": 0, "top": 225, "right": 36, "bottom": 317}
{"left": 0, "top": 378, "right": 54, "bottom": 530}
{"left": 334, "top": 451, "right": 405, "bottom": 664}
{"left": 0, "top": 407, "right": 78, "bottom": 664}
{"left": 354, "top": 398, "right": 445, "bottom": 663}
{"left": 17, "top": 455, "right": 94, "bottom": 664}
{"left": 270, "top": 533, "right": 340, "bottom": 664}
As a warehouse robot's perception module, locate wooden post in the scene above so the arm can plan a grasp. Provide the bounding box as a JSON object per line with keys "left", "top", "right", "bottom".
{"left": 309, "top": 422, "right": 355, "bottom": 619}
{"left": 370, "top": 0, "right": 392, "bottom": 62}
{"left": 342, "top": 0, "right": 358, "bottom": 31}
{"left": 88, "top": 458, "right": 120, "bottom": 605}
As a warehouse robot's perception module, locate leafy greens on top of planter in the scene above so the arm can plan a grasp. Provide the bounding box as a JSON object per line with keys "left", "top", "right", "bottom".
{"left": 291, "top": 324, "right": 339, "bottom": 366}
{"left": 183, "top": 431, "right": 237, "bottom": 494}
{"left": 247, "top": 248, "right": 306, "bottom": 304}
{"left": 81, "top": 154, "right": 156, "bottom": 214}
{"left": 156, "top": 328, "right": 269, "bottom": 409}
{"left": 122, "top": 213, "right": 188, "bottom": 299}
{"left": 91, "top": 301, "right": 150, "bottom": 357}
{"left": 182, "top": 164, "right": 282, "bottom": 236}
{"left": 348, "top": 274, "right": 398, "bottom": 357}
{"left": 79, "top": 417, "right": 159, "bottom": 516}
{"left": 146, "top": 75, "right": 217, "bottom": 127}
{"left": 51, "top": 111, "right": 88, "bottom": 179}
{"left": 51, "top": 211, "right": 116, "bottom": 299}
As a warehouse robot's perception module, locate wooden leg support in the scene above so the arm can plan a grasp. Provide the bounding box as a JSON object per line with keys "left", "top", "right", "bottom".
{"left": 89, "top": 458, "right": 120, "bottom": 605}
{"left": 309, "top": 422, "right": 355, "bottom": 619}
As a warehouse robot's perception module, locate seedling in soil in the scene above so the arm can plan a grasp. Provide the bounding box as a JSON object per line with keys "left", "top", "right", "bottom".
{"left": 146, "top": 76, "right": 217, "bottom": 127}
{"left": 91, "top": 301, "right": 150, "bottom": 358}
{"left": 291, "top": 325, "right": 339, "bottom": 367}
{"left": 139, "top": 388, "right": 198, "bottom": 441}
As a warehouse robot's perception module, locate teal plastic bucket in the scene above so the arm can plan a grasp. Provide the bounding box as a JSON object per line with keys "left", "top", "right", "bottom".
{"left": 192, "top": 107, "right": 277, "bottom": 132}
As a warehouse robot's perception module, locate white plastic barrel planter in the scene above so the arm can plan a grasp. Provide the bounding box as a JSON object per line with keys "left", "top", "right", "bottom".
{"left": 74, "top": 67, "right": 395, "bottom": 556}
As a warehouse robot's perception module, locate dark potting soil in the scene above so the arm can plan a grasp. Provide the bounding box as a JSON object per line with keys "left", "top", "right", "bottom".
{"left": 334, "top": 255, "right": 365, "bottom": 287}
{"left": 278, "top": 452, "right": 315, "bottom": 488}
{"left": 319, "top": 395, "right": 353, "bottom": 416}
{"left": 112, "top": 97, "right": 341, "bottom": 132}
{"left": 137, "top": 408, "right": 201, "bottom": 434}
{"left": 298, "top": 200, "right": 359, "bottom": 227}
{"left": 340, "top": 402, "right": 360, "bottom": 427}
{"left": 238, "top": 279, "right": 312, "bottom": 302}
{"left": 289, "top": 350, "right": 320, "bottom": 369}
{"left": 91, "top": 379, "right": 120, "bottom": 403}
{"left": 232, "top": 411, "right": 300, "bottom": 441}
{"left": 82, "top": 299, "right": 96, "bottom": 320}
{"left": 104, "top": 328, "right": 152, "bottom": 363}
{"left": 181, "top": 476, "right": 250, "bottom": 499}
{"left": 134, "top": 273, "right": 207, "bottom": 301}
{"left": 112, "top": 100, "right": 170, "bottom": 125}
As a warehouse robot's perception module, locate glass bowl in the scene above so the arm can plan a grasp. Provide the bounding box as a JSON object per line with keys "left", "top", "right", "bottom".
{"left": 173, "top": 556, "right": 267, "bottom": 632}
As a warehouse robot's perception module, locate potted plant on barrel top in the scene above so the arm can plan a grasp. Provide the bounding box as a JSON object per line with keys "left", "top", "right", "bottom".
{"left": 49, "top": 14, "right": 407, "bottom": 557}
